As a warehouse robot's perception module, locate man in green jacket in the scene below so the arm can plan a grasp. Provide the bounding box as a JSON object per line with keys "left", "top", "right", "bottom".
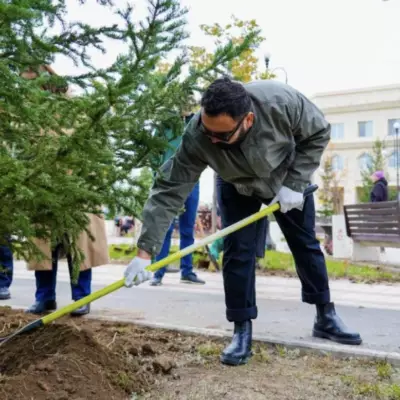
{"left": 124, "top": 77, "right": 362, "bottom": 366}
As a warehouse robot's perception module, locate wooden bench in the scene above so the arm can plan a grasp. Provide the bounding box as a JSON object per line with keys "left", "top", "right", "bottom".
{"left": 343, "top": 201, "right": 400, "bottom": 248}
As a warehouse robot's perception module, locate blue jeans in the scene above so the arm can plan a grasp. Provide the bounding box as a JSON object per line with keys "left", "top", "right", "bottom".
{"left": 35, "top": 243, "right": 92, "bottom": 302}
{"left": 155, "top": 182, "right": 200, "bottom": 279}
{"left": 0, "top": 245, "right": 13, "bottom": 289}
{"left": 216, "top": 176, "right": 330, "bottom": 322}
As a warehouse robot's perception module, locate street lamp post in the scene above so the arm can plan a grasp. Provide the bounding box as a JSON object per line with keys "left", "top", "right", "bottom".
{"left": 394, "top": 121, "right": 400, "bottom": 200}
{"left": 264, "top": 51, "right": 288, "bottom": 84}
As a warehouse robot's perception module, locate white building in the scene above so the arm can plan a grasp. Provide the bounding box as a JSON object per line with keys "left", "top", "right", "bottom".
{"left": 311, "top": 84, "right": 400, "bottom": 211}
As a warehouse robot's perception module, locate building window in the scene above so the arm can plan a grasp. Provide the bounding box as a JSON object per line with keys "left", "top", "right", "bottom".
{"left": 359, "top": 153, "right": 373, "bottom": 170}
{"left": 330, "top": 123, "right": 344, "bottom": 140}
{"left": 388, "top": 119, "right": 400, "bottom": 136}
{"left": 331, "top": 155, "right": 344, "bottom": 172}
{"left": 389, "top": 151, "right": 400, "bottom": 168}
{"left": 358, "top": 121, "right": 373, "bottom": 138}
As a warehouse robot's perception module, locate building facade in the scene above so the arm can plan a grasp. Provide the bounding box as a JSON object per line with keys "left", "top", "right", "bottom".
{"left": 311, "top": 84, "right": 400, "bottom": 212}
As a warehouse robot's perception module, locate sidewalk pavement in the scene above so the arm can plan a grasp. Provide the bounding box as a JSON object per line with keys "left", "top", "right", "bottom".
{"left": 4, "top": 261, "right": 400, "bottom": 362}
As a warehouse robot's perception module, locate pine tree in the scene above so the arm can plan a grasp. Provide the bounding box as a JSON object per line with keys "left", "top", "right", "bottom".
{"left": 318, "top": 157, "right": 335, "bottom": 217}
{"left": 0, "top": 0, "right": 259, "bottom": 277}
{"left": 190, "top": 16, "right": 274, "bottom": 84}
{"left": 1, "top": 0, "right": 123, "bottom": 273}
{"left": 318, "top": 156, "right": 343, "bottom": 217}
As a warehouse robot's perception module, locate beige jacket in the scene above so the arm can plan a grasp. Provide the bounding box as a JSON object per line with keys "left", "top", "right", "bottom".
{"left": 28, "top": 213, "right": 110, "bottom": 271}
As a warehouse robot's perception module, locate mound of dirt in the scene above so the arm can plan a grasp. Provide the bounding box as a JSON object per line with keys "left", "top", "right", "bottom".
{"left": 0, "top": 307, "right": 398, "bottom": 400}
{"left": 0, "top": 322, "right": 147, "bottom": 400}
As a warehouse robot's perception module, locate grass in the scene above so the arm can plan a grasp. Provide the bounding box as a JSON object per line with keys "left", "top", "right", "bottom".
{"left": 275, "top": 345, "right": 288, "bottom": 358}
{"left": 341, "top": 360, "right": 400, "bottom": 399}
{"left": 109, "top": 244, "right": 209, "bottom": 267}
{"left": 197, "top": 342, "right": 222, "bottom": 357}
{"left": 112, "top": 371, "right": 133, "bottom": 391}
{"left": 108, "top": 244, "right": 400, "bottom": 283}
{"left": 109, "top": 244, "right": 137, "bottom": 261}
{"left": 377, "top": 360, "right": 394, "bottom": 380}
{"left": 258, "top": 250, "right": 400, "bottom": 283}
{"left": 194, "top": 340, "right": 400, "bottom": 400}
{"left": 252, "top": 344, "right": 271, "bottom": 363}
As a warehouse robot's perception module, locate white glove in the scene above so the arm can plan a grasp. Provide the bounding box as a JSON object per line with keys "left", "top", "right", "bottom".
{"left": 124, "top": 257, "right": 152, "bottom": 287}
{"left": 270, "top": 186, "right": 304, "bottom": 213}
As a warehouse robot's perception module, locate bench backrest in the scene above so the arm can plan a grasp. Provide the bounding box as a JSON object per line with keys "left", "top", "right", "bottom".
{"left": 343, "top": 201, "right": 400, "bottom": 238}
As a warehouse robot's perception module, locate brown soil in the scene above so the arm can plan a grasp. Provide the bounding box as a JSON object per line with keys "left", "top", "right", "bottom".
{"left": 0, "top": 307, "right": 398, "bottom": 400}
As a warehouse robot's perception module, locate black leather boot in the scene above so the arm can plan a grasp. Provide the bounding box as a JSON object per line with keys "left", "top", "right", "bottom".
{"left": 313, "top": 303, "right": 362, "bottom": 345}
{"left": 220, "top": 320, "right": 252, "bottom": 366}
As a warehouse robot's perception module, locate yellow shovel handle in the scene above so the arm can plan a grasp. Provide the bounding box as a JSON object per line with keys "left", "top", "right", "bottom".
{"left": 41, "top": 203, "right": 280, "bottom": 325}
{"left": 146, "top": 203, "right": 280, "bottom": 272}
{"left": 41, "top": 183, "right": 318, "bottom": 326}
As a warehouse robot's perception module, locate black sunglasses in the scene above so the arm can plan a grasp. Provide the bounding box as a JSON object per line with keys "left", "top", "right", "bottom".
{"left": 198, "top": 113, "right": 248, "bottom": 143}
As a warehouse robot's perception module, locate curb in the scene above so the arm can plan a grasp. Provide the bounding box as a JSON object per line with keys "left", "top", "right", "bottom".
{"left": 88, "top": 312, "right": 400, "bottom": 366}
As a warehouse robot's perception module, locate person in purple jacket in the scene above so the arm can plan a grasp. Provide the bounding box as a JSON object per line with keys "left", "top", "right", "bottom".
{"left": 370, "top": 171, "right": 388, "bottom": 202}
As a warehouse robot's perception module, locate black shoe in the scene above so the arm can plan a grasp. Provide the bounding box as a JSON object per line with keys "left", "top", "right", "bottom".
{"left": 220, "top": 320, "right": 252, "bottom": 366}
{"left": 150, "top": 276, "right": 163, "bottom": 286}
{"left": 180, "top": 273, "right": 205, "bottom": 285}
{"left": 0, "top": 287, "right": 10, "bottom": 300}
{"left": 71, "top": 304, "right": 90, "bottom": 317}
{"left": 312, "top": 303, "right": 362, "bottom": 345}
{"left": 25, "top": 300, "right": 57, "bottom": 314}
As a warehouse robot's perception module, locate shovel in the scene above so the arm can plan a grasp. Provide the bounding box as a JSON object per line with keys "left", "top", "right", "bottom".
{"left": 0, "top": 184, "right": 318, "bottom": 345}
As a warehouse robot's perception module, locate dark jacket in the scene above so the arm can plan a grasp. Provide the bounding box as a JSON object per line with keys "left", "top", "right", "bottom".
{"left": 370, "top": 178, "right": 388, "bottom": 202}
{"left": 138, "top": 80, "right": 330, "bottom": 255}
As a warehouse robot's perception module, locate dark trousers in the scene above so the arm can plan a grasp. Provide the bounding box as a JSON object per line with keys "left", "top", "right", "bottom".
{"left": 155, "top": 182, "right": 200, "bottom": 279}
{"left": 216, "top": 177, "right": 330, "bottom": 322}
{"left": 0, "top": 245, "right": 13, "bottom": 289}
{"left": 35, "top": 243, "right": 91, "bottom": 302}
{"left": 255, "top": 218, "right": 268, "bottom": 258}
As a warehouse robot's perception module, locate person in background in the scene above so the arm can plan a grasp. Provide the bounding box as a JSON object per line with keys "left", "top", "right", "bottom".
{"left": 120, "top": 216, "right": 135, "bottom": 236}
{"left": 370, "top": 170, "right": 389, "bottom": 253}
{"left": 25, "top": 213, "right": 109, "bottom": 316}
{"left": 19, "top": 65, "right": 109, "bottom": 315}
{"left": 370, "top": 170, "right": 388, "bottom": 202}
{"left": 0, "top": 243, "right": 13, "bottom": 300}
{"left": 150, "top": 113, "right": 205, "bottom": 286}
{"left": 114, "top": 216, "right": 122, "bottom": 236}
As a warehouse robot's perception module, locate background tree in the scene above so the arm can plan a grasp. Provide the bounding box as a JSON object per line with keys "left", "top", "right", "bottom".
{"left": 318, "top": 155, "right": 344, "bottom": 217}
{"left": 358, "top": 139, "right": 396, "bottom": 202}
{"left": 0, "top": 0, "right": 258, "bottom": 274}
{"left": 189, "top": 15, "right": 274, "bottom": 85}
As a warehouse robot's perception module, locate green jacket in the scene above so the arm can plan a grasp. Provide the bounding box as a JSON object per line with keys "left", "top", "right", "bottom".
{"left": 138, "top": 80, "right": 330, "bottom": 255}
{"left": 154, "top": 114, "right": 195, "bottom": 167}
{"left": 161, "top": 128, "right": 181, "bottom": 165}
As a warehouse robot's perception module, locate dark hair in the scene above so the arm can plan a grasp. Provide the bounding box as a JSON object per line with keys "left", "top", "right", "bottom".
{"left": 200, "top": 77, "right": 251, "bottom": 120}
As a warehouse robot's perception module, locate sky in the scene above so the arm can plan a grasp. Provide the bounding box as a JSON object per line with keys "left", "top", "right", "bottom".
{"left": 53, "top": 0, "right": 400, "bottom": 204}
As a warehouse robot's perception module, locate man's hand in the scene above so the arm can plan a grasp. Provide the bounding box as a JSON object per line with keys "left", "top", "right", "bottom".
{"left": 270, "top": 186, "right": 303, "bottom": 213}
{"left": 124, "top": 251, "right": 152, "bottom": 287}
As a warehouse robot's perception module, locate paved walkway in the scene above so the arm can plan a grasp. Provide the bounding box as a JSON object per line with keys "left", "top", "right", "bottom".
{"left": 4, "top": 261, "right": 400, "bottom": 360}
